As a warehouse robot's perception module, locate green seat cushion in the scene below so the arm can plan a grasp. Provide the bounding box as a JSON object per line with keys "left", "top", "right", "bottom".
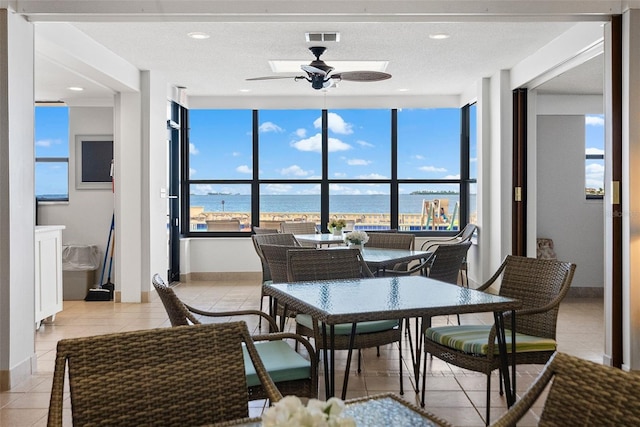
{"left": 425, "top": 324, "right": 556, "bottom": 355}
{"left": 243, "top": 341, "right": 310, "bottom": 387}
{"left": 296, "top": 314, "right": 399, "bottom": 335}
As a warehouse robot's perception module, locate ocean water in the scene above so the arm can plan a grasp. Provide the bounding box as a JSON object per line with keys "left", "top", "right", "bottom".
{"left": 191, "top": 194, "right": 475, "bottom": 214}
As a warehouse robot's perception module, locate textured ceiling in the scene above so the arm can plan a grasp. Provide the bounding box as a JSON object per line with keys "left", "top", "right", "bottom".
{"left": 33, "top": 17, "right": 605, "bottom": 102}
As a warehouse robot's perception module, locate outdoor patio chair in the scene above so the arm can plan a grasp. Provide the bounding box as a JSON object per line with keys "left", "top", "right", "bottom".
{"left": 286, "top": 248, "right": 404, "bottom": 394}
{"left": 490, "top": 352, "right": 640, "bottom": 426}
{"left": 365, "top": 231, "right": 415, "bottom": 272}
{"left": 421, "top": 223, "right": 477, "bottom": 287}
{"left": 251, "top": 233, "right": 301, "bottom": 324}
{"left": 280, "top": 221, "right": 318, "bottom": 235}
{"left": 206, "top": 218, "right": 241, "bottom": 231}
{"left": 253, "top": 226, "right": 280, "bottom": 234}
{"left": 152, "top": 274, "right": 318, "bottom": 401}
{"left": 421, "top": 255, "right": 576, "bottom": 425}
{"left": 47, "top": 321, "right": 283, "bottom": 427}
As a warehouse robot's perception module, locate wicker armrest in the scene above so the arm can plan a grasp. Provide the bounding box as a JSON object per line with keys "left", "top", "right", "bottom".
{"left": 185, "top": 304, "right": 279, "bottom": 332}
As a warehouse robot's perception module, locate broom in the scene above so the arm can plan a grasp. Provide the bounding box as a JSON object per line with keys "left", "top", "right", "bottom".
{"left": 85, "top": 214, "right": 114, "bottom": 301}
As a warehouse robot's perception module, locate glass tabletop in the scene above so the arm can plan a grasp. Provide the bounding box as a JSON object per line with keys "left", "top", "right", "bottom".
{"left": 263, "top": 275, "right": 519, "bottom": 324}
{"left": 205, "top": 393, "right": 451, "bottom": 427}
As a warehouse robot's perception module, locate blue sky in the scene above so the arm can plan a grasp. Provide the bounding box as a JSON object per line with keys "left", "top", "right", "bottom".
{"left": 33, "top": 106, "right": 605, "bottom": 196}
{"left": 188, "top": 108, "right": 463, "bottom": 195}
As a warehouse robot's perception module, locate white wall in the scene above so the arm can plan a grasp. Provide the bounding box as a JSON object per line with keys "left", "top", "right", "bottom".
{"left": 38, "top": 106, "right": 114, "bottom": 284}
{"left": 536, "top": 114, "right": 604, "bottom": 288}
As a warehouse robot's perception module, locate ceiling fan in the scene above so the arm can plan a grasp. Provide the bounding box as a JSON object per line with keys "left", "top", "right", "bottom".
{"left": 246, "top": 46, "right": 392, "bottom": 90}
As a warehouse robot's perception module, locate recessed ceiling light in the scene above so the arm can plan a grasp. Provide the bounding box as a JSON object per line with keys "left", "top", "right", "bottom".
{"left": 397, "top": 88, "right": 409, "bottom": 92}
{"left": 239, "top": 89, "right": 251, "bottom": 93}
{"left": 67, "top": 87, "right": 84, "bottom": 91}
{"left": 188, "top": 32, "right": 210, "bottom": 40}
{"left": 429, "top": 33, "right": 450, "bottom": 40}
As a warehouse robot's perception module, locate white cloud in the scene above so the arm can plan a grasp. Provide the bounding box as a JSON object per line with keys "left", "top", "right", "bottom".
{"left": 236, "top": 165, "right": 252, "bottom": 174}
{"left": 313, "top": 112, "right": 353, "bottom": 135}
{"left": 443, "top": 174, "right": 461, "bottom": 179}
{"left": 586, "top": 163, "right": 605, "bottom": 188}
{"left": 585, "top": 115, "right": 605, "bottom": 126}
{"left": 413, "top": 154, "right": 425, "bottom": 160}
{"left": 586, "top": 147, "right": 605, "bottom": 155}
{"left": 191, "top": 184, "right": 213, "bottom": 195}
{"left": 419, "top": 165, "right": 447, "bottom": 172}
{"left": 295, "top": 128, "right": 307, "bottom": 138}
{"left": 347, "top": 159, "right": 371, "bottom": 166}
{"left": 333, "top": 172, "right": 347, "bottom": 178}
{"left": 259, "top": 121, "right": 284, "bottom": 133}
{"left": 232, "top": 151, "right": 241, "bottom": 157}
{"left": 264, "top": 183, "right": 292, "bottom": 194}
{"left": 291, "top": 133, "right": 351, "bottom": 153}
{"left": 35, "top": 138, "right": 59, "bottom": 147}
{"left": 189, "top": 143, "right": 199, "bottom": 155}
{"left": 279, "top": 165, "right": 312, "bottom": 177}
{"left": 357, "top": 140, "right": 374, "bottom": 148}
{"left": 189, "top": 167, "right": 196, "bottom": 177}
{"left": 356, "top": 173, "right": 388, "bottom": 179}
{"left": 470, "top": 157, "right": 477, "bottom": 163}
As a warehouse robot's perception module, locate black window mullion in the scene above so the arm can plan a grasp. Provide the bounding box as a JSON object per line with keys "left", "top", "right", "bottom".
{"left": 460, "top": 104, "right": 470, "bottom": 227}
{"left": 320, "top": 109, "right": 329, "bottom": 232}
{"left": 390, "top": 109, "right": 399, "bottom": 230}
{"left": 252, "top": 110, "right": 260, "bottom": 229}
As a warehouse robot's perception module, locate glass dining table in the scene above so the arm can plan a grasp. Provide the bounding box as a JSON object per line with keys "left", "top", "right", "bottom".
{"left": 263, "top": 275, "right": 521, "bottom": 405}
{"left": 205, "top": 393, "right": 453, "bottom": 427}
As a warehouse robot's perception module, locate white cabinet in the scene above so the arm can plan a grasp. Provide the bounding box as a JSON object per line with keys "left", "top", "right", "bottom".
{"left": 35, "top": 226, "right": 65, "bottom": 326}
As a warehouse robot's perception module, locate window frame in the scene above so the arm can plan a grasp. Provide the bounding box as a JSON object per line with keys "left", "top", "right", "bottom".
{"left": 181, "top": 106, "right": 476, "bottom": 237}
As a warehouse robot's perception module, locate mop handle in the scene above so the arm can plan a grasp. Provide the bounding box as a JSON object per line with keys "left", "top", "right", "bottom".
{"left": 99, "top": 214, "right": 115, "bottom": 286}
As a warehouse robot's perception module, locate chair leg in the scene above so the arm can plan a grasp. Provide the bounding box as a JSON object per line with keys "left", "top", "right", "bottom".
{"left": 398, "top": 337, "right": 404, "bottom": 395}
{"left": 377, "top": 346, "right": 380, "bottom": 357}
{"left": 357, "top": 349, "right": 362, "bottom": 373}
{"left": 499, "top": 369, "right": 503, "bottom": 395}
{"left": 486, "top": 374, "right": 491, "bottom": 425}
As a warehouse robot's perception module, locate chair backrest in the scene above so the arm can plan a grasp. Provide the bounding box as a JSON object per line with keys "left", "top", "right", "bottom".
{"left": 287, "top": 248, "right": 374, "bottom": 282}
{"left": 491, "top": 352, "right": 640, "bottom": 426}
{"left": 261, "top": 244, "right": 315, "bottom": 283}
{"left": 365, "top": 232, "right": 414, "bottom": 250}
{"left": 206, "top": 219, "right": 241, "bottom": 231}
{"left": 252, "top": 233, "right": 301, "bottom": 282}
{"left": 458, "top": 223, "right": 478, "bottom": 241}
{"left": 427, "top": 241, "right": 472, "bottom": 284}
{"left": 496, "top": 255, "right": 576, "bottom": 339}
{"left": 253, "top": 226, "right": 280, "bottom": 234}
{"left": 152, "top": 274, "right": 201, "bottom": 326}
{"left": 260, "top": 220, "right": 283, "bottom": 230}
{"left": 280, "top": 221, "right": 318, "bottom": 235}
{"left": 47, "top": 321, "right": 282, "bottom": 427}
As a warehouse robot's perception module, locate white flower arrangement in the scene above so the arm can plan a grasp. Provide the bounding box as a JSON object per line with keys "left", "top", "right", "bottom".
{"left": 262, "top": 396, "right": 356, "bottom": 427}
{"left": 343, "top": 230, "right": 369, "bottom": 245}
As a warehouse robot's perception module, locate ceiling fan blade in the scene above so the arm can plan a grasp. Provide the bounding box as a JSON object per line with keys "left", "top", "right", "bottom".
{"left": 332, "top": 71, "right": 392, "bottom": 82}
{"left": 301, "top": 65, "right": 327, "bottom": 76}
{"left": 245, "top": 76, "right": 300, "bottom": 81}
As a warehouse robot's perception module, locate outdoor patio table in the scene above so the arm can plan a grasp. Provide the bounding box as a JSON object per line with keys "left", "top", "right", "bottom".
{"left": 294, "top": 233, "right": 346, "bottom": 247}
{"left": 263, "top": 275, "right": 521, "bottom": 405}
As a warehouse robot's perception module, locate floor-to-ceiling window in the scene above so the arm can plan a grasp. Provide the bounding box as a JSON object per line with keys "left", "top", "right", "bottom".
{"left": 183, "top": 106, "right": 476, "bottom": 236}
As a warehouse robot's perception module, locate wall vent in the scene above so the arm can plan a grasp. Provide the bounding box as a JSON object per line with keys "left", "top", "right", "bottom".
{"left": 305, "top": 32, "right": 340, "bottom": 43}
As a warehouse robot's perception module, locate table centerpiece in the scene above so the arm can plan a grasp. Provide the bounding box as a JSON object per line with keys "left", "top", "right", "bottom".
{"left": 343, "top": 230, "right": 369, "bottom": 249}
{"left": 328, "top": 218, "right": 347, "bottom": 235}
{"left": 262, "top": 395, "right": 356, "bottom": 427}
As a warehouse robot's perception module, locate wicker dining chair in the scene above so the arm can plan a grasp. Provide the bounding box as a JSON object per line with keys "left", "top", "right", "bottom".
{"left": 47, "top": 321, "right": 282, "bottom": 427}
{"left": 420, "top": 223, "right": 478, "bottom": 287}
{"left": 365, "top": 232, "right": 416, "bottom": 272}
{"left": 152, "top": 274, "right": 318, "bottom": 400}
{"left": 253, "top": 226, "right": 280, "bottom": 234}
{"left": 286, "top": 248, "right": 404, "bottom": 394}
{"left": 251, "top": 233, "right": 301, "bottom": 324}
{"left": 490, "top": 352, "right": 640, "bottom": 426}
{"left": 422, "top": 255, "right": 576, "bottom": 425}
{"left": 280, "top": 221, "right": 318, "bottom": 235}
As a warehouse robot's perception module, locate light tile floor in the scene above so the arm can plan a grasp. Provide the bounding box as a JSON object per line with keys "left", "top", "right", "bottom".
{"left": 1, "top": 279, "right": 604, "bottom": 426}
